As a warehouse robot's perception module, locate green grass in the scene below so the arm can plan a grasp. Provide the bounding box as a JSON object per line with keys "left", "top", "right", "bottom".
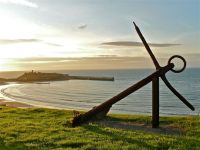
{"left": 0, "top": 106, "right": 199, "bottom": 150}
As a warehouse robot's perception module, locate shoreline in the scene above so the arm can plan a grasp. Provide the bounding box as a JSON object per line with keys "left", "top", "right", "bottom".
{"left": 0, "top": 83, "right": 198, "bottom": 117}
{"left": 0, "top": 99, "right": 34, "bottom": 108}
{"left": 0, "top": 97, "right": 199, "bottom": 117}
{"left": 0, "top": 83, "right": 34, "bottom": 108}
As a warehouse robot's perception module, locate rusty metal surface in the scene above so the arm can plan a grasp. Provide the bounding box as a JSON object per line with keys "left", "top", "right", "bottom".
{"left": 72, "top": 22, "right": 195, "bottom": 127}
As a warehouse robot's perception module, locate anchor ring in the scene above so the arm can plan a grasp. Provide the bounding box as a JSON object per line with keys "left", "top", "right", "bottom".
{"left": 168, "top": 55, "right": 186, "bottom": 73}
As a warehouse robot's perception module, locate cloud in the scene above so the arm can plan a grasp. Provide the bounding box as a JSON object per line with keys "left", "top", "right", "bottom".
{"left": 78, "top": 24, "right": 87, "bottom": 29}
{"left": 0, "top": 38, "right": 63, "bottom": 47}
{"left": 0, "top": 39, "right": 41, "bottom": 44}
{"left": 0, "top": 0, "right": 38, "bottom": 8}
{"left": 14, "top": 56, "right": 150, "bottom": 65}
{"left": 101, "top": 41, "right": 181, "bottom": 47}
{"left": 12, "top": 56, "right": 155, "bottom": 70}
{"left": 15, "top": 57, "right": 76, "bottom": 62}
{"left": 97, "top": 55, "right": 118, "bottom": 58}
{"left": 45, "top": 42, "right": 63, "bottom": 47}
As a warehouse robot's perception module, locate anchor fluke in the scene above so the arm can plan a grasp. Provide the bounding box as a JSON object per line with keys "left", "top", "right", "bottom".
{"left": 161, "top": 75, "right": 195, "bottom": 111}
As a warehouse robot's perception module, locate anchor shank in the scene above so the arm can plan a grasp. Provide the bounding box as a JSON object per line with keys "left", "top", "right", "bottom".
{"left": 72, "top": 63, "right": 174, "bottom": 127}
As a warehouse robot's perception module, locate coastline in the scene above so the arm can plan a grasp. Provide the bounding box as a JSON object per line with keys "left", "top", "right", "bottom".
{"left": 0, "top": 83, "right": 34, "bottom": 108}
{"left": 0, "top": 83, "right": 83, "bottom": 110}
{"left": 0, "top": 82, "right": 198, "bottom": 116}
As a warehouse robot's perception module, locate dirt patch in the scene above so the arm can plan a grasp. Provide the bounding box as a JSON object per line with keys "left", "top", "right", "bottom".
{"left": 97, "top": 120, "right": 184, "bottom": 135}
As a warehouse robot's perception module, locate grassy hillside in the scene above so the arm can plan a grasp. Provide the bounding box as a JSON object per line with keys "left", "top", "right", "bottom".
{"left": 0, "top": 106, "right": 199, "bottom": 150}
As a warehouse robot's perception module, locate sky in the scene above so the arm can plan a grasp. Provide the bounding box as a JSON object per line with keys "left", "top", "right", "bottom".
{"left": 0, "top": 0, "right": 199, "bottom": 71}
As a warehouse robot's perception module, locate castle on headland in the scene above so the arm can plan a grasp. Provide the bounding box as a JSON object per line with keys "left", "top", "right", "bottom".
{"left": 17, "top": 70, "right": 69, "bottom": 82}
{"left": 0, "top": 70, "right": 114, "bottom": 82}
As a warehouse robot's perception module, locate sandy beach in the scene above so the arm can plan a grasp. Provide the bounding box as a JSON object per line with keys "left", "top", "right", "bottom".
{"left": 0, "top": 83, "right": 32, "bottom": 108}
{"left": 0, "top": 99, "right": 34, "bottom": 108}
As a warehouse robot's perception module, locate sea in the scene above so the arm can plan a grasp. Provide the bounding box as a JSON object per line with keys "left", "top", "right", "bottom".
{"left": 0, "top": 68, "right": 199, "bottom": 116}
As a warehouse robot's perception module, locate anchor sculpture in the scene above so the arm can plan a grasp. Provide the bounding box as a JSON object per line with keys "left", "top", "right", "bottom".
{"left": 72, "top": 22, "right": 195, "bottom": 128}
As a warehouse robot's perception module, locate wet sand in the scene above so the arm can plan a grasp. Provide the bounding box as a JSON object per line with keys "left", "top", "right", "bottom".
{"left": 0, "top": 99, "right": 34, "bottom": 108}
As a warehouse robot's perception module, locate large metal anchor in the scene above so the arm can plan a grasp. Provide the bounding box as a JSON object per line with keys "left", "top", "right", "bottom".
{"left": 72, "top": 22, "right": 195, "bottom": 128}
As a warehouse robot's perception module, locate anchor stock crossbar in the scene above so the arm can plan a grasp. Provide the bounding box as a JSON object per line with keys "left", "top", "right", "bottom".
{"left": 72, "top": 22, "right": 195, "bottom": 128}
